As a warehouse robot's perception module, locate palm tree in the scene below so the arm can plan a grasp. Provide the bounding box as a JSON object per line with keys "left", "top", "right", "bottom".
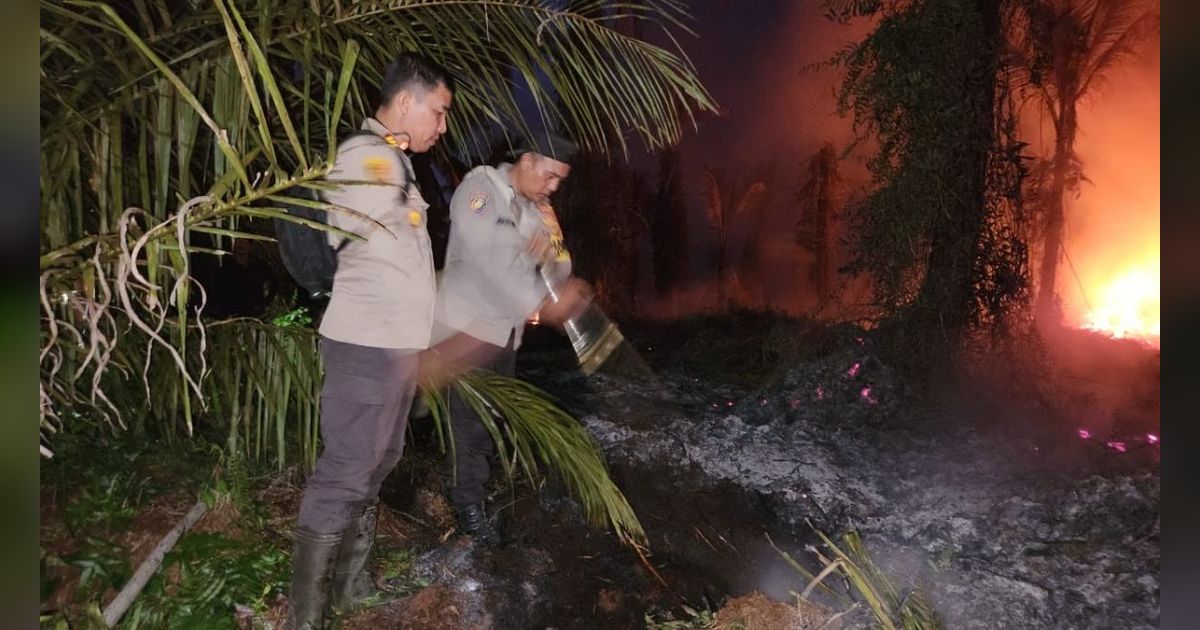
{"left": 794, "top": 142, "right": 843, "bottom": 306}
{"left": 39, "top": 0, "right": 716, "bottom": 433}
{"left": 39, "top": 0, "right": 716, "bottom": 550}
{"left": 702, "top": 168, "right": 768, "bottom": 310}
{"left": 1006, "top": 0, "right": 1159, "bottom": 322}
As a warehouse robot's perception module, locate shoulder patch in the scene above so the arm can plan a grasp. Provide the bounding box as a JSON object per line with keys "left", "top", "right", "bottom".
{"left": 363, "top": 156, "right": 394, "bottom": 183}
{"left": 469, "top": 191, "right": 490, "bottom": 215}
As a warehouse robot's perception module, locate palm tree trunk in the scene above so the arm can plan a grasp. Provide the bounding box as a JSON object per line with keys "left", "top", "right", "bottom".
{"left": 911, "top": 0, "right": 1003, "bottom": 341}
{"left": 1036, "top": 104, "right": 1077, "bottom": 323}
{"left": 716, "top": 225, "right": 728, "bottom": 311}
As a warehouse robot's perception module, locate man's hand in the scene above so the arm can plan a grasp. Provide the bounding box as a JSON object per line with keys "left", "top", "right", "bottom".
{"left": 417, "top": 348, "right": 450, "bottom": 391}
{"left": 417, "top": 334, "right": 502, "bottom": 391}
{"left": 539, "top": 277, "right": 592, "bottom": 328}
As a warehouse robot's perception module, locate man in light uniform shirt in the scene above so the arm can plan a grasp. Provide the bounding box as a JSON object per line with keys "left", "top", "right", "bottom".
{"left": 289, "top": 53, "right": 452, "bottom": 628}
{"left": 432, "top": 133, "right": 590, "bottom": 545}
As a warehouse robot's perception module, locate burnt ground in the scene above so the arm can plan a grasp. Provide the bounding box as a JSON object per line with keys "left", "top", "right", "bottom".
{"left": 335, "top": 314, "right": 1158, "bottom": 629}
{"left": 41, "top": 313, "right": 1159, "bottom": 629}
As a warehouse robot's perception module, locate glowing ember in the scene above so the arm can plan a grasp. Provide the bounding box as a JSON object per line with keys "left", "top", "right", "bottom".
{"left": 726, "top": 400, "right": 734, "bottom": 407}
{"left": 860, "top": 385, "right": 877, "bottom": 405}
{"left": 1146, "top": 433, "right": 1159, "bottom": 444}
{"left": 815, "top": 385, "right": 825, "bottom": 400}
{"left": 1078, "top": 428, "right": 1091, "bottom": 439}
{"left": 1105, "top": 441, "right": 1127, "bottom": 453}
{"left": 847, "top": 362, "right": 861, "bottom": 378}
{"left": 1080, "top": 263, "right": 1159, "bottom": 345}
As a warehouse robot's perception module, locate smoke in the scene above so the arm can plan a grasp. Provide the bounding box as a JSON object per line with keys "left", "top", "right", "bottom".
{"left": 641, "top": 1, "right": 873, "bottom": 318}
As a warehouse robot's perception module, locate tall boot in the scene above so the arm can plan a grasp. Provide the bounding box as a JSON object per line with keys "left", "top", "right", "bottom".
{"left": 455, "top": 502, "right": 501, "bottom": 547}
{"left": 330, "top": 502, "right": 379, "bottom": 612}
{"left": 287, "top": 527, "right": 342, "bottom": 629}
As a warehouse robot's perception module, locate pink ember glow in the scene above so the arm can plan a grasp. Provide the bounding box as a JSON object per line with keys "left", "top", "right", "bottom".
{"left": 1147, "top": 433, "right": 1159, "bottom": 444}
{"left": 1105, "top": 441, "right": 1128, "bottom": 453}
{"left": 847, "top": 362, "right": 862, "bottom": 378}
{"left": 860, "top": 386, "right": 877, "bottom": 405}
{"left": 1078, "top": 429, "right": 1092, "bottom": 439}
{"left": 815, "top": 386, "right": 825, "bottom": 400}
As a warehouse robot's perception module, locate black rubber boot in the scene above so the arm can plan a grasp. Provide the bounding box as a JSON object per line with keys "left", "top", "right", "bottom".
{"left": 330, "top": 502, "right": 379, "bottom": 612}
{"left": 287, "top": 527, "right": 342, "bottom": 629}
{"left": 456, "top": 502, "right": 501, "bottom": 547}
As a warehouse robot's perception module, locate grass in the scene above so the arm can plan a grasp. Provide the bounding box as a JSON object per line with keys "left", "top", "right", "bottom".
{"left": 118, "top": 531, "right": 290, "bottom": 629}
{"left": 771, "top": 528, "right": 944, "bottom": 630}
{"left": 40, "top": 429, "right": 293, "bottom": 629}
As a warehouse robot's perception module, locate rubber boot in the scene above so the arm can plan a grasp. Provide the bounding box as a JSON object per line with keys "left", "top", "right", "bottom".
{"left": 330, "top": 502, "right": 379, "bottom": 611}
{"left": 456, "top": 502, "right": 501, "bottom": 547}
{"left": 287, "top": 527, "right": 342, "bottom": 629}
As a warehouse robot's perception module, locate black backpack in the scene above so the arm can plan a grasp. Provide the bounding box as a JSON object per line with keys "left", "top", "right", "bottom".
{"left": 275, "top": 130, "right": 382, "bottom": 298}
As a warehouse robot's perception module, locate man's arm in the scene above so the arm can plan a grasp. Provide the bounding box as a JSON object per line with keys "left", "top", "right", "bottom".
{"left": 449, "top": 174, "right": 547, "bottom": 316}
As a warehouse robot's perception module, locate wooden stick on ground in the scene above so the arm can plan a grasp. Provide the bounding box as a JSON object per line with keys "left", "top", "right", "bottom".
{"left": 102, "top": 499, "right": 209, "bottom": 628}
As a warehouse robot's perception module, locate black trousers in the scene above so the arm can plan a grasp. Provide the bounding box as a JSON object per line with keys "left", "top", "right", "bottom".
{"left": 298, "top": 337, "right": 418, "bottom": 533}
{"left": 443, "top": 332, "right": 516, "bottom": 508}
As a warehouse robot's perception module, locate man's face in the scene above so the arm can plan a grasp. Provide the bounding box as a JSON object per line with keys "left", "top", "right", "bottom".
{"left": 392, "top": 82, "right": 452, "bottom": 153}
{"left": 516, "top": 154, "right": 571, "bottom": 203}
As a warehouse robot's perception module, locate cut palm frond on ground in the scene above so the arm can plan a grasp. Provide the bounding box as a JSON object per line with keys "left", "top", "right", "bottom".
{"left": 770, "top": 528, "right": 943, "bottom": 630}
{"left": 423, "top": 371, "right": 646, "bottom": 548}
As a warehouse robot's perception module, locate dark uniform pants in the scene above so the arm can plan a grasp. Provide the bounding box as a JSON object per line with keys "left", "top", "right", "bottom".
{"left": 298, "top": 337, "right": 418, "bottom": 534}
{"left": 444, "top": 332, "right": 516, "bottom": 508}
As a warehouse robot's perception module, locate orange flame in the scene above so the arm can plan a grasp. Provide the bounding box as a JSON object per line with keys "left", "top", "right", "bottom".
{"left": 1079, "top": 259, "right": 1159, "bottom": 345}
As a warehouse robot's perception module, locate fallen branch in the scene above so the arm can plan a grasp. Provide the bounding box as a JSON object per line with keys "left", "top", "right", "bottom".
{"left": 102, "top": 499, "right": 209, "bottom": 628}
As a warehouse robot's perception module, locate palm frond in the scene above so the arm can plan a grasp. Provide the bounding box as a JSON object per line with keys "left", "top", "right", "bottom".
{"left": 702, "top": 169, "right": 723, "bottom": 232}
{"left": 39, "top": 0, "right": 715, "bottom": 461}
{"left": 770, "top": 528, "right": 945, "bottom": 630}
{"left": 423, "top": 371, "right": 646, "bottom": 547}
{"left": 734, "top": 181, "right": 769, "bottom": 216}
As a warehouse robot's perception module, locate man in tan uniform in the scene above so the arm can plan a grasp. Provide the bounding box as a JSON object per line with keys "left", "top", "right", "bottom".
{"left": 432, "top": 133, "right": 590, "bottom": 545}
{"left": 289, "top": 53, "right": 452, "bottom": 628}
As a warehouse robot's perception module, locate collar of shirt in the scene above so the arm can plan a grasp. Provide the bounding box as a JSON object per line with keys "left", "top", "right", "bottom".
{"left": 362, "top": 116, "right": 391, "bottom": 138}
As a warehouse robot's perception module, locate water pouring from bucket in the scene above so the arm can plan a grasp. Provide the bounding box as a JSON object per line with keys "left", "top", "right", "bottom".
{"left": 538, "top": 265, "right": 660, "bottom": 384}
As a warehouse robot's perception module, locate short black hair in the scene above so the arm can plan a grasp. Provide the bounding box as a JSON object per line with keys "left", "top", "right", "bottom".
{"left": 507, "top": 131, "right": 579, "bottom": 162}
{"left": 379, "top": 52, "right": 453, "bottom": 105}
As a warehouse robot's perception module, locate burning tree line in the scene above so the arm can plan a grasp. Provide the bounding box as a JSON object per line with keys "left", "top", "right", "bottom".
{"left": 556, "top": 0, "right": 1157, "bottom": 354}
{"left": 819, "top": 0, "right": 1157, "bottom": 364}
{"left": 37, "top": 0, "right": 1159, "bottom": 450}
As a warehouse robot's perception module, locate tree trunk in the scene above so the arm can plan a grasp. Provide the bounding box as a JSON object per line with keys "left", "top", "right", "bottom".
{"left": 716, "top": 226, "right": 728, "bottom": 311}
{"left": 652, "top": 149, "right": 687, "bottom": 295}
{"left": 911, "top": 0, "right": 1002, "bottom": 342}
{"left": 1036, "top": 103, "right": 1076, "bottom": 323}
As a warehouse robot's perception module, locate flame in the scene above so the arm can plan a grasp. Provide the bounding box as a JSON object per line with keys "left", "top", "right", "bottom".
{"left": 1078, "top": 260, "right": 1159, "bottom": 345}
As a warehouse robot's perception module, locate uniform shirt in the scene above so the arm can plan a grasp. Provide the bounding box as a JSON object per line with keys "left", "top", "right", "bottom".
{"left": 318, "top": 118, "right": 435, "bottom": 350}
{"left": 434, "top": 162, "right": 572, "bottom": 350}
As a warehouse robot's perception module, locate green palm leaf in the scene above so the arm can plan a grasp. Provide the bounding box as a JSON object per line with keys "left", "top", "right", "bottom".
{"left": 423, "top": 371, "right": 646, "bottom": 547}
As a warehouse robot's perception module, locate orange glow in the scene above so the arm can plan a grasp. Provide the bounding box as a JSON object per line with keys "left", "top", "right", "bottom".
{"left": 1051, "top": 46, "right": 1159, "bottom": 347}
{"left": 1080, "top": 260, "right": 1160, "bottom": 345}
